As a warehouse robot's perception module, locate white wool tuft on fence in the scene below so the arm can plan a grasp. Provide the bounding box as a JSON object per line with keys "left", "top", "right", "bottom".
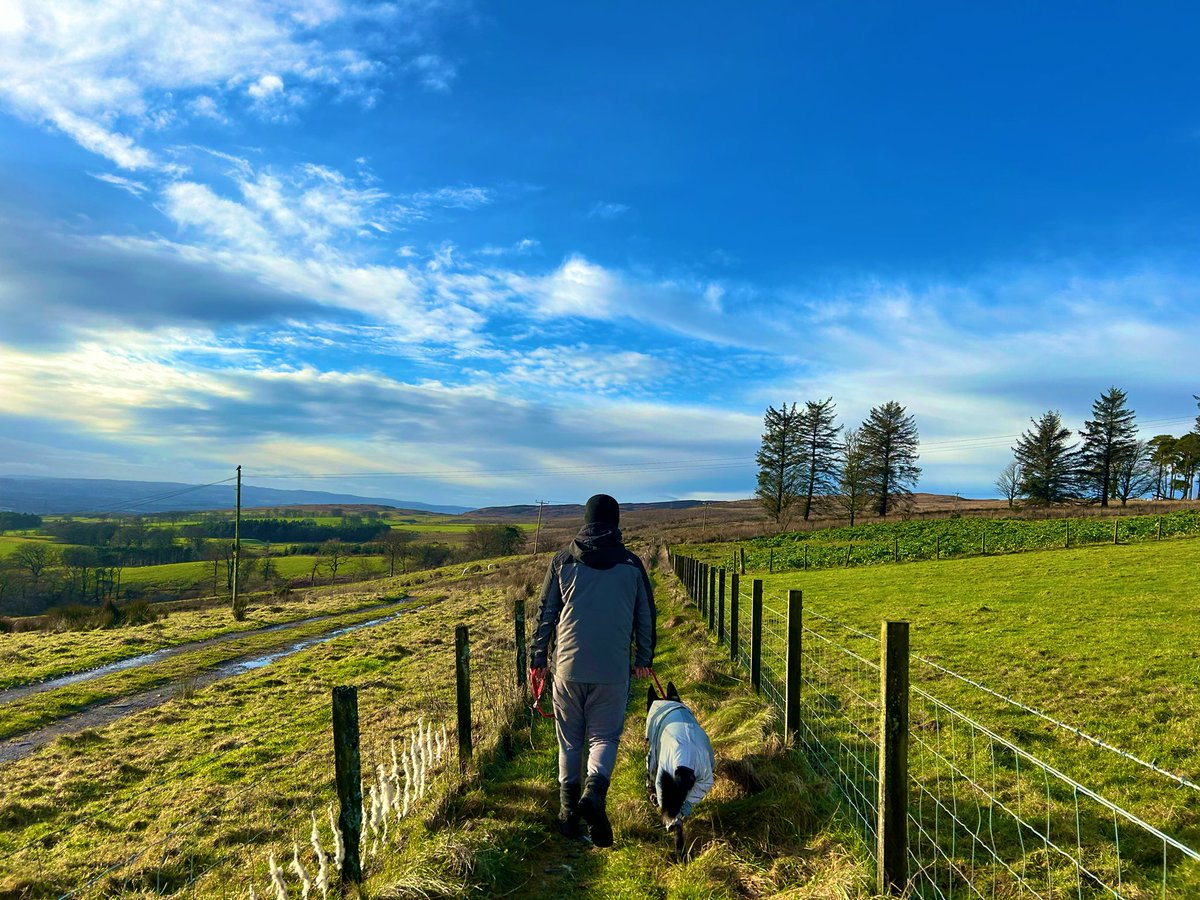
{"left": 328, "top": 803, "right": 344, "bottom": 871}
{"left": 311, "top": 811, "right": 330, "bottom": 900}
{"left": 291, "top": 841, "right": 312, "bottom": 900}
{"left": 267, "top": 852, "right": 288, "bottom": 900}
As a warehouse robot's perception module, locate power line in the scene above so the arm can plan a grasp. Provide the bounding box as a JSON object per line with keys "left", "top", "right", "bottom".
{"left": 57, "top": 476, "right": 238, "bottom": 517}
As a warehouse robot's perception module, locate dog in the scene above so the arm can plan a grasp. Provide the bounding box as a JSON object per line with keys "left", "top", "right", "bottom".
{"left": 645, "top": 681, "right": 714, "bottom": 861}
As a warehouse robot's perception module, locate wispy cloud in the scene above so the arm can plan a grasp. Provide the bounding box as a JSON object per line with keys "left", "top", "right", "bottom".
{"left": 0, "top": 1, "right": 394, "bottom": 169}
{"left": 89, "top": 172, "right": 149, "bottom": 197}
{"left": 588, "top": 201, "right": 630, "bottom": 220}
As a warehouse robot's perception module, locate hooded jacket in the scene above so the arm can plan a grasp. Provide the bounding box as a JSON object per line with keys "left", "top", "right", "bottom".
{"left": 528, "top": 524, "right": 655, "bottom": 684}
{"left": 645, "top": 699, "right": 714, "bottom": 820}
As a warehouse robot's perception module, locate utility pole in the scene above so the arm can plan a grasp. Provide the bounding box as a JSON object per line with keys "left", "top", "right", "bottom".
{"left": 702, "top": 501, "right": 709, "bottom": 528}
{"left": 532, "top": 500, "right": 547, "bottom": 555}
{"left": 231, "top": 465, "right": 242, "bottom": 611}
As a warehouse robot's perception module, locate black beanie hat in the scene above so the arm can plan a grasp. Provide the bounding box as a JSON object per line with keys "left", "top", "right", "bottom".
{"left": 584, "top": 493, "right": 620, "bottom": 526}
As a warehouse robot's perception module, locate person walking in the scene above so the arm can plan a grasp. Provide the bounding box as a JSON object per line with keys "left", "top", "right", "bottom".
{"left": 528, "top": 493, "right": 656, "bottom": 847}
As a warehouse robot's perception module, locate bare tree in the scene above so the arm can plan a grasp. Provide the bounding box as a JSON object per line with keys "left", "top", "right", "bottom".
{"left": 12, "top": 542, "right": 56, "bottom": 586}
{"left": 322, "top": 539, "right": 348, "bottom": 581}
{"left": 377, "top": 529, "right": 417, "bottom": 576}
{"left": 836, "top": 428, "right": 871, "bottom": 526}
{"left": 1113, "top": 440, "right": 1155, "bottom": 507}
{"left": 995, "top": 460, "right": 1022, "bottom": 509}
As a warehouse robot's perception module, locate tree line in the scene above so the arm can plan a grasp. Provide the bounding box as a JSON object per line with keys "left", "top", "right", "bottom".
{"left": 998, "top": 389, "right": 1200, "bottom": 508}
{"left": 755, "top": 399, "right": 921, "bottom": 527}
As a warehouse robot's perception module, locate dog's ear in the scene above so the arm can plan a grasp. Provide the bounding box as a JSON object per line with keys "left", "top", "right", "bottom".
{"left": 666, "top": 680, "right": 681, "bottom": 702}
{"left": 647, "top": 684, "right": 658, "bottom": 712}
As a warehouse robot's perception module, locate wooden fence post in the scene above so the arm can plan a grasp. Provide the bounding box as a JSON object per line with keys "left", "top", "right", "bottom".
{"left": 1157, "top": 516, "right": 1163, "bottom": 540}
{"left": 729, "top": 573, "right": 739, "bottom": 662}
{"left": 750, "top": 579, "right": 763, "bottom": 693}
{"left": 717, "top": 568, "right": 726, "bottom": 644}
{"left": 878, "top": 621, "right": 910, "bottom": 896}
{"left": 514, "top": 598, "right": 527, "bottom": 691}
{"left": 1113, "top": 520, "right": 1119, "bottom": 544}
{"left": 455, "top": 624, "right": 472, "bottom": 770}
{"left": 332, "top": 686, "right": 363, "bottom": 885}
{"left": 769, "top": 548, "right": 774, "bottom": 574}
{"left": 740, "top": 546, "right": 746, "bottom": 575}
{"left": 803, "top": 544, "right": 808, "bottom": 570}
{"left": 935, "top": 533, "right": 941, "bottom": 560}
{"left": 982, "top": 528, "right": 986, "bottom": 554}
{"left": 1065, "top": 520, "right": 1070, "bottom": 548}
{"left": 893, "top": 536, "right": 898, "bottom": 562}
{"left": 785, "top": 590, "right": 802, "bottom": 740}
{"left": 701, "top": 563, "right": 709, "bottom": 617}
{"left": 709, "top": 566, "right": 717, "bottom": 632}
{"left": 845, "top": 543, "right": 852, "bottom": 567}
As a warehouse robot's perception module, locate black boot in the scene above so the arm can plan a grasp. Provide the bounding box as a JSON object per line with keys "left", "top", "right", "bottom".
{"left": 577, "top": 774, "right": 613, "bottom": 847}
{"left": 557, "top": 781, "right": 581, "bottom": 837}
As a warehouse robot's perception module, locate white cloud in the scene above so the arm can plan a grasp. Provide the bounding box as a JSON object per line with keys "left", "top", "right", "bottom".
{"left": 89, "top": 172, "right": 149, "bottom": 197}
{"left": 187, "top": 94, "right": 226, "bottom": 122}
{"left": 406, "top": 53, "right": 456, "bottom": 92}
{"left": 588, "top": 201, "right": 630, "bottom": 220}
{"left": 411, "top": 185, "right": 494, "bottom": 209}
{"left": 247, "top": 73, "right": 285, "bottom": 100}
{"left": 0, "top": 0, "right": 388, "bottom": 169}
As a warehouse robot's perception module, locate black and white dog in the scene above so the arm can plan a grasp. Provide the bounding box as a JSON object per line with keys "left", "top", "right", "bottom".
{"left": 645, "top": 681, "right": 714, "bottom": 861}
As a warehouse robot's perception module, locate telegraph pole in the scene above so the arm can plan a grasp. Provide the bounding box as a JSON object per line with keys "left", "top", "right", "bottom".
{"left": 231, "top": 465, "right": 242, "bottom": 611}
{"left": 532, "top": 500, "right": 547, "bottom": 555}
{"left": 702, "top": 501, "right": 709, "bottom": 528}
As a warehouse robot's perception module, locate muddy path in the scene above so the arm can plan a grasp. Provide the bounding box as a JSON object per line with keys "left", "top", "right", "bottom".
{"left": 0, "top": 598, "right": 406, "bottom": 705}
{"left": 0, "top": 602, "right": 429, "bottom": 765}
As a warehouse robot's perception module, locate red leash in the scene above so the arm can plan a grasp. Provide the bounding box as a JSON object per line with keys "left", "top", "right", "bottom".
{"left": 529, "top": 668, "right": 555, "bottom": 719}
{"left": 649, "top": 668, "right": 667, "bottom": 700}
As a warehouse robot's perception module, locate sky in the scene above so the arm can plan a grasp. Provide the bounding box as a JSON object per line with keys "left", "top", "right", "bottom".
{"left": 0, "top": 1, "right": 1198, "bottom": 508}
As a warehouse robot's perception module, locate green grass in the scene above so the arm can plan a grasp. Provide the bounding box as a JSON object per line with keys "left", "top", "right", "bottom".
{"left": 0, "top": 586, "right": 408, "bottom": 690}
{"left": 0, "top": 597, "right": 412, "bottom": 740}
{"left": 739, "top": 508, "right": 1200, "bottom": 572}
{"left": 363, "top": 556, "right": 871, "bottom": 899}
{"left": 0, "top": 574, "right": 502, "bottom": 897}
{"left": 679, "top": 537, "right": 1200, "bottom": 894}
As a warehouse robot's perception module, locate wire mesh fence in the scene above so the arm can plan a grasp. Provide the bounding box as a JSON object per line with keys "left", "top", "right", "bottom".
{"left": 670, "top": 550, "right": 1200, "bottom": 898}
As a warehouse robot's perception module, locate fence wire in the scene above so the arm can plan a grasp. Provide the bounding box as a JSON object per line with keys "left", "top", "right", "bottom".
{"left": 669, "top": 552, "right": 1200, "bottom": 899}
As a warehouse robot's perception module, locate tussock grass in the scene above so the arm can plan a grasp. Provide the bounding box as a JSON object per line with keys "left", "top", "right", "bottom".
{"left": 365, "top": 547, "right": 874, "bottom": 899}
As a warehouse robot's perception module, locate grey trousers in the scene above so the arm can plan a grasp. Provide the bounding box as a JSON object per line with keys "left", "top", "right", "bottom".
{"left": 552, "top": 678, "right": 629, "bottom": 785}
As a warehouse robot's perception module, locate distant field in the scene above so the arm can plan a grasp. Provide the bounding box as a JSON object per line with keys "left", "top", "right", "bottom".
{"left": 118, "top": 554, "right": 389, "bottom": 593}
{"left": 683, "top": 536, "right": 1200, "bottom": 854}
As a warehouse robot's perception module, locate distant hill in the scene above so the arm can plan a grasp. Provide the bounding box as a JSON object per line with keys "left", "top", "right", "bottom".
{"left": 0, "top": 477, "right": 470, "bottom": 515}
{"left": 468, "top": 499, "right": 708, "bottom": 519}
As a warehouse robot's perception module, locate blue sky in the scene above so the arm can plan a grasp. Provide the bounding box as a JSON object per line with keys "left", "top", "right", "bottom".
{"left": 1, "top": 2, "right": 1197, "bottom": 508}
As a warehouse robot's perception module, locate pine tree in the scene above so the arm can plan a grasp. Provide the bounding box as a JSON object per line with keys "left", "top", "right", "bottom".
{"left": 1112, "top": 440, "right": 1155, "bottom": 507}
{"left": 797, "top": 397, "right": 842, "bottom": 520}
{"left": 1013, "top": 410, "right": 1081, "bottom": 504}
{"left": 755, "top": 403, "right": 804, "bottom": 526}
{"left": 859, "top": 401, "right": 921, "bottom": 517}
{"left": 1079, "top": 387, "right": 1138, "bottom": 507}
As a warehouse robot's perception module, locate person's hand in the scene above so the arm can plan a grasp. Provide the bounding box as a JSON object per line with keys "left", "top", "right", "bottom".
{"left": 632, "top": 666, "right": 653, "bottom": 678}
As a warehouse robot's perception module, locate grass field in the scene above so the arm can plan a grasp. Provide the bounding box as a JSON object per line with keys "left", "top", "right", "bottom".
{"left": 0, "top": 569, "right": 515, "bottom": 897}
{"left": 0, "top": 587, "right": 406, "bottom": 691}
{"left": 0, "top": 553, "right": 872, "bottom": 899}
{"left": 680, "top": 535, "right": 1200, "bottom": 892}
{"left": 739, "top": 508, "right": 1200, "bottom": 572}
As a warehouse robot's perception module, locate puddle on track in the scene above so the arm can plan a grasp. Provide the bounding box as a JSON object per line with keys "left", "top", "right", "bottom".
{"left": 0, "top": 600, "right": 404, "bottom": 706}
{"left": 0, "top": 604, "right": 426, "bottom": 764}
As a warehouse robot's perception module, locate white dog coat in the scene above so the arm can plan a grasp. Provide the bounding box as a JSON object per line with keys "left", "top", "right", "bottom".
{"left": 645, "top": 700, "right": 714, "bottom": 822}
